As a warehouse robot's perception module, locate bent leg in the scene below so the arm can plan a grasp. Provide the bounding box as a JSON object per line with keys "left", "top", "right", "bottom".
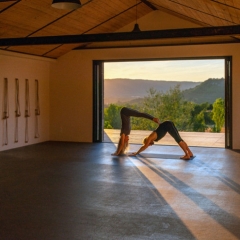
{"left": 164, "top": 121, "right": 193, "bottom": 160}
{"left": 165, "top": 121, "right": 183, "bottom": 143}
{"left": 178, "top": 141, "right": 193, "bottom": 160}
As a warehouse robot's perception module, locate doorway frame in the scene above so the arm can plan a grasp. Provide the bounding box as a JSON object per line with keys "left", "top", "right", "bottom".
{"left": 93, "top": 56, "right": 232, "bottom": 149}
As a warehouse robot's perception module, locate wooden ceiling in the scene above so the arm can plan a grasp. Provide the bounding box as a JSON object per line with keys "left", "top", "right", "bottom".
{"left": 0, "top": 0, "right": 240, "bottom": 59}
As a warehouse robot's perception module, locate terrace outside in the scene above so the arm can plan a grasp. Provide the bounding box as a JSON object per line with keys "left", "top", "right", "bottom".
{"left": 104, "top": 129, "right": 225, "bottom": 148}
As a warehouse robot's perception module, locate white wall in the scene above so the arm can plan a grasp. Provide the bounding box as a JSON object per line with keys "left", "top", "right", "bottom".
{"left": 50, "top": 43, "right": 240, "bottom": 150}
{"left": 50, "top": 52, "right": 93, "bottom": 142}
{"left": 0, "top": 51, "right": 52, "bottom": 151}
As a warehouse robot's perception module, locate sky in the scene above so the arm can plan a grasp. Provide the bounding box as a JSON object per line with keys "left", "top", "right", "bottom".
{"left": 104, "top": 59, "right": 225, "bottom": 82}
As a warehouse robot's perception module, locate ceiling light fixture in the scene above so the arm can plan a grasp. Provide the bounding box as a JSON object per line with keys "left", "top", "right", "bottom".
{"left": 52, "top": 0, "right": 81, "bottom": 10}
{"left": 132, "top": 0, "right": 141, "bottom": 32}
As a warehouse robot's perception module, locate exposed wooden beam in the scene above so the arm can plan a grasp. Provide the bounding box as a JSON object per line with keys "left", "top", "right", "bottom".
{"left": 0, "top": 0, "right": 20, "bottom": 14}
{"left": 0, "top": 25, "right": 240, "bottom": 46}
{"left": 141, "top": 0, "right": 158, "bottom": 10}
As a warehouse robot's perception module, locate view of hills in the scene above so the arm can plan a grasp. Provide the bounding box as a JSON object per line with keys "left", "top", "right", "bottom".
{"left": 182, "top": 78, "right": 224, "bottom": 104}
{"left": 104, "top": 78, "right": 224, "bottom": 105}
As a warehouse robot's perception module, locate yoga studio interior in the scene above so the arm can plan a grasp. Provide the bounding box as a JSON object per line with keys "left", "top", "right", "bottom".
{"left": 0, "top": 1, "right": 240, "bottom": 239}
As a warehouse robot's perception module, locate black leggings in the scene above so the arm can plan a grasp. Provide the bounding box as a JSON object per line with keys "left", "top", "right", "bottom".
{"left": 154, "top": 121, "right": 183, "bottom": 143}
{"left": 120, "top": 107, "right": 154, "bottom": 135}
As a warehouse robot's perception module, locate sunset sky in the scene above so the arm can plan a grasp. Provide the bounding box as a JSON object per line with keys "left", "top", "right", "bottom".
{"left": 104, "top": 59, "right": 225, "bottom": 82}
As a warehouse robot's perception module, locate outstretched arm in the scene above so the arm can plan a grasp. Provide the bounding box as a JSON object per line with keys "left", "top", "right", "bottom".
{"left": 124, "top": 108, "right": 160, "bottom": 125}
{"left": 129, "top": 132, "right": 157, "bottom": 156}
{"left": 128, "top": 143, "right": 149, "bottom": 156}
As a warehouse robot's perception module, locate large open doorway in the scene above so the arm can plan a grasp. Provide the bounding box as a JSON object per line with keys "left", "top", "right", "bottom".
{"left": 93, "top": 57, "right": 232, "bottom": 149}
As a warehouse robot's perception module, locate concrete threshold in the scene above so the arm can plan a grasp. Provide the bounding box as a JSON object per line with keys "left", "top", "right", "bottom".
{"left": 104, "top": 129, "right": 225, "bottom": 148}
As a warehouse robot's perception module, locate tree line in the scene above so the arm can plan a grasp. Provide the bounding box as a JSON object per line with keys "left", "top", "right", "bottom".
{"left": 104, "top": 85, "right": 225, "bottom": 133}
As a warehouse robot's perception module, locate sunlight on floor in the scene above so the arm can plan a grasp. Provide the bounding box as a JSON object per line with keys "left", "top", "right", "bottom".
{"left": 128, "top": 156, "right": 239, "bottom": 240}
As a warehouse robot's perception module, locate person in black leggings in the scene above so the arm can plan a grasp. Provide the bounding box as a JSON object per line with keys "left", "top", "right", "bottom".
{"left": 129, "top": 120, "right": 193, "bottom": 160}
{"left": 111, "top": 107, "right": 160, "bottom": 156}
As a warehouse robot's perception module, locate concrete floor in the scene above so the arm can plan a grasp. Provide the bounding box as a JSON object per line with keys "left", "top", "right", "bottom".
{"left": 1, "top": 141, "right": 240, "bottom": 240}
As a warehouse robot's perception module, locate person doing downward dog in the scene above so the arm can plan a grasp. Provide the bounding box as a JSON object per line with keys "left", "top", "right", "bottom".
{"left": 128, "top": 120, "right": 193, "bottom": 160}
{"left": 111, "top": 107, "right": 160, "bottom": 156}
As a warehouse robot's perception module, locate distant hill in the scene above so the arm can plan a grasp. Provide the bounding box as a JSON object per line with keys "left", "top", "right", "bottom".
{"left": 182, "top": 78, "right": 224, "bottom": 104}
{"left": 104, "top": 78, "right": 201, "bottom": 104}
{"left": 104, "top": 78, "right": 225, "bottom": 105}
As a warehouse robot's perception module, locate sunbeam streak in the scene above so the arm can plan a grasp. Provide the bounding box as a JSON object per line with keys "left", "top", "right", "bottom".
{"left": 129, "top": 156, "right": 240, "bottom": 240}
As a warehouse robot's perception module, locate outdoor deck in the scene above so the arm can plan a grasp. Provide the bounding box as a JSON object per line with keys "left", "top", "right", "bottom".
{"left": 104, "top": 129, "right": 225, "bottom": 148}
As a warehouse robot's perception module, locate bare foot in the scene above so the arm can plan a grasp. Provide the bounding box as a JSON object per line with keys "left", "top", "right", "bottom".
{"left": 180, "top": 155, "right": 190, "bottom": 160}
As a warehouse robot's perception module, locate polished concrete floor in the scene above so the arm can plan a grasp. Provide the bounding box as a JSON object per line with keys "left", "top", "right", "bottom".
{"left": 1, "top": 141, "right": 240, "bottom": 240}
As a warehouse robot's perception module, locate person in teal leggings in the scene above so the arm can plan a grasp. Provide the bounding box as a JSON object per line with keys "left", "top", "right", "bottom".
{"left": 129, "top": 120, "right": 193, "bottom": 160}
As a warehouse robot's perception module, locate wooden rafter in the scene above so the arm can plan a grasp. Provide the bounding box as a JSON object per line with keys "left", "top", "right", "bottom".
{"left": 0, "top": 25, "right": 240, "bottom": 46}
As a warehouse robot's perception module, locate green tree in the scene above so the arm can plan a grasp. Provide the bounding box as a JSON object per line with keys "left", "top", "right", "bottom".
{"left": 190, "top": 103, "right": 209, "bottom": 132}
{"left": 212, "top": 98, "right": 225, "bottom": 132}
{"left": 104, "top": 104, "right": 122, "bottom": 129}
{"left": 193, "top": 110, "right": 206, "bottom": 132}
{"left": 129, "top": 91, "right": 161, "bottom": 131}
{"left": 142, "top": 85, "right": 193, "bottom": 131}
{"left": 204, "top": 104, "right": 214, "bottom": 125}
